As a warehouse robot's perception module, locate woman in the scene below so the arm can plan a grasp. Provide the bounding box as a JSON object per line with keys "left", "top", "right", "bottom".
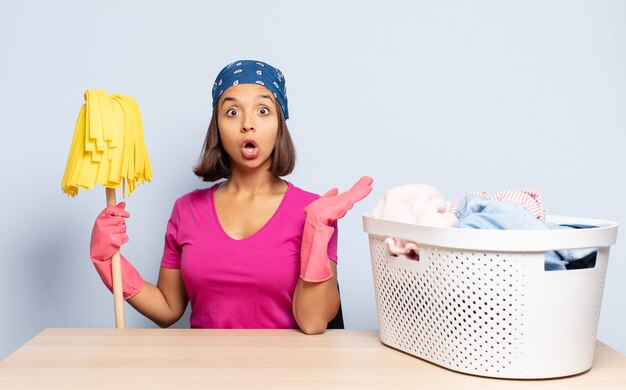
{"left": 89, "top": 60, "right": 373, "bottom": 334}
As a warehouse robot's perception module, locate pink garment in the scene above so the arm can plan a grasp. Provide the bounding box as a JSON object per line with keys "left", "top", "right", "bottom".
{"left": 371, "top": 185, "right": 457, "bottom": 259}
{"left": 449, "top": 187, "right": 545, "bottom": 220}
{"left": 160, "top": 181, "right": 338, "bottom": 329}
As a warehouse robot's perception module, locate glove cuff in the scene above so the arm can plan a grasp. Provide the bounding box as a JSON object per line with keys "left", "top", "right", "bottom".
{"left": 300, "top": 222, "right": 335, "bottom": 282}
{"left": 91, "top": 254, "right": 144, "bottom": 300}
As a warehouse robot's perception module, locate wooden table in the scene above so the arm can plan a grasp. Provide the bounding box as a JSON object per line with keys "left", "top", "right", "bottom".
{"left": 1, "top": 329, "right": 625, "bottom": 389}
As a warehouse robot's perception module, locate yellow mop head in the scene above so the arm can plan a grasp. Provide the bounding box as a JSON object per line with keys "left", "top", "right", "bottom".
{"left": 61, "top": 90, "right": 152, "bottom": 197}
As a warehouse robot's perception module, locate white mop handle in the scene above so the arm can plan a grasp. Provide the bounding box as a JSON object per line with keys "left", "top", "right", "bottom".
{"left": 106, "top": 187, "right": 125, "bottom": 329}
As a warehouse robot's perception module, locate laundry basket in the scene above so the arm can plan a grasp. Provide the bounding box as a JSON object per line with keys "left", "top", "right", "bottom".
{"left": 362, "top": 214, "right": 618, "bottom": 379}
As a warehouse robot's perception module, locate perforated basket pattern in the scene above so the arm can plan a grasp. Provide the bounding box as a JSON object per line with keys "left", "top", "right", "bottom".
{"left": 370, "top": 236, "right": 529, "bottom": 376}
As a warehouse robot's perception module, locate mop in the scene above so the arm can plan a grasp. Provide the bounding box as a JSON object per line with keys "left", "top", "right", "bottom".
{"left": 61, "top": 90, "right": 152, "bottom": 328}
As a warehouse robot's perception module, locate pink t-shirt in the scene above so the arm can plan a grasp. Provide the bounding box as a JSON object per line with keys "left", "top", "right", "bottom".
{"left": 160, "top": 181, "right": 338, "bottom": 329}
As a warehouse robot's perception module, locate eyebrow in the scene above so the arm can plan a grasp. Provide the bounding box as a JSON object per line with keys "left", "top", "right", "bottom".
{"left": 221, "top": 94, "right": 274, "bottom": 107}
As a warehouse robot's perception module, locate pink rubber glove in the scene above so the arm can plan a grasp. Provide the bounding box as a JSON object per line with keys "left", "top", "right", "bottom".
{"left": 90, "top": 202, "right": 144, "bottom": 300}
{"left": 300, "top": 176, "right": 374, "bottom": 282}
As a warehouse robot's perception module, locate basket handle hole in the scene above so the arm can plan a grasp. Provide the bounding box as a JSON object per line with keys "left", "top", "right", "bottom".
{"left": 544, "top": 248, "right": 597, "bottom": 271}
{"left": 384, "top": 238, "right": 420, "bottom": 261}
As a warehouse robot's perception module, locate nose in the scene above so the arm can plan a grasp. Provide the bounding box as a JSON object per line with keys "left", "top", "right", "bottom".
{"left": 241, "top": 113, "right": 255, "bottom": 133}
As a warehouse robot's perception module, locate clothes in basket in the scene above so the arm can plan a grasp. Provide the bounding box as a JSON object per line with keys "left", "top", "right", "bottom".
{"left": 455, "top": 195, "right": 597, "bottom": 270}
{"left": 372, "top": 185, "right": 598, "bottom": 270}
{"left": 370, "top": 185, "right": 457, "bottom": 260}
{"left": 449, "top": 186, "right": 546, "bottom": 220}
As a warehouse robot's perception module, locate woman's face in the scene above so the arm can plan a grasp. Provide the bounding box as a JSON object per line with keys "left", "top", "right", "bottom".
{"left": 216, "top": 83, "right": 279, "bottom": 173}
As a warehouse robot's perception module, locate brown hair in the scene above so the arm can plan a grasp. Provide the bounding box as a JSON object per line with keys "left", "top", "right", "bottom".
{"left": 193, "top": 103, "right": 296, "bottom": 182}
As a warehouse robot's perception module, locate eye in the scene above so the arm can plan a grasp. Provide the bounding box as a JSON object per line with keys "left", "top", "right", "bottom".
{"left": 258, "top": 107, "right": 270, "bottom": 115}
{"left": 226, "top": 108, "right": 238, "bottom": 117}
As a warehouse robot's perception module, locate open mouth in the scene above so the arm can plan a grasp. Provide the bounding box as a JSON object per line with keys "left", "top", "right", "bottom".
{"left": 241, "top": 139, "right": 259, "bottom": 159}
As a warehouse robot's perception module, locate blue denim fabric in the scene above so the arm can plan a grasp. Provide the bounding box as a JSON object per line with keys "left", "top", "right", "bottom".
{"left": 456, "top": 196, "right": 596, "bottom": 270}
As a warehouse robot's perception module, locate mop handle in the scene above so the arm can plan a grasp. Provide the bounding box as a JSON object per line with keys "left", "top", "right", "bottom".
{"left": 106, "top": 187, "right": 126, "bottom": 329}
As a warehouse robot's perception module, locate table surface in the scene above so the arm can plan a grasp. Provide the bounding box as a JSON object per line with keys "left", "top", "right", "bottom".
{"left": 1, "top": 328, "right": 625, "bottom": 389}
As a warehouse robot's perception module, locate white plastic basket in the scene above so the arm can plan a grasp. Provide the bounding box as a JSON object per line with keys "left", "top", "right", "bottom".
{"left": 362, "top": 213, "right": 618, "bottom": 379}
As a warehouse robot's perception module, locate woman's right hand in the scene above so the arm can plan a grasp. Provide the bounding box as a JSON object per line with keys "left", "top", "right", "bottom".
{"left": 90, "top": 202, "right": 130, "bottom": 262}
{"left": 89, "top": 202, "right": 144, "bottom": 300}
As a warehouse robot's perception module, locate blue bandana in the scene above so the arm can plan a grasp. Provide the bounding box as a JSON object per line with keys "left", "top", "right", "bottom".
{"left": 211, "top": 60, "right": 289, "bottom": 119}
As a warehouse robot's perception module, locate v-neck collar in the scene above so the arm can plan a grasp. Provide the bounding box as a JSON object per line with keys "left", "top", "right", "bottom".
{"left": 210, "top": 180, "right": 292, "bottom": 242}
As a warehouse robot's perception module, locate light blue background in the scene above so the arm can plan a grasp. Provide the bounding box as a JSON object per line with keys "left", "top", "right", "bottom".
{"left": 1, "top": 0, "right": 624, "bottom": 359}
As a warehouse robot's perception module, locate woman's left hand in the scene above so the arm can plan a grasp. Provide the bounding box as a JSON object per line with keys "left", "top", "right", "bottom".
{"left": 304, "top": 176, "right": 374, "bottom": 227}
{"left": 300, "top": 176, "right": 374, "bottom": 282}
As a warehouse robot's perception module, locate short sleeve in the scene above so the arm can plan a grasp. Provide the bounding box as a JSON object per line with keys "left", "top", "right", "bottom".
{"left": 327, "top": 220, "right": 338, "bottom": 263}
{"left": 160, "top": 200, "right": 182, "bottom": 269}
